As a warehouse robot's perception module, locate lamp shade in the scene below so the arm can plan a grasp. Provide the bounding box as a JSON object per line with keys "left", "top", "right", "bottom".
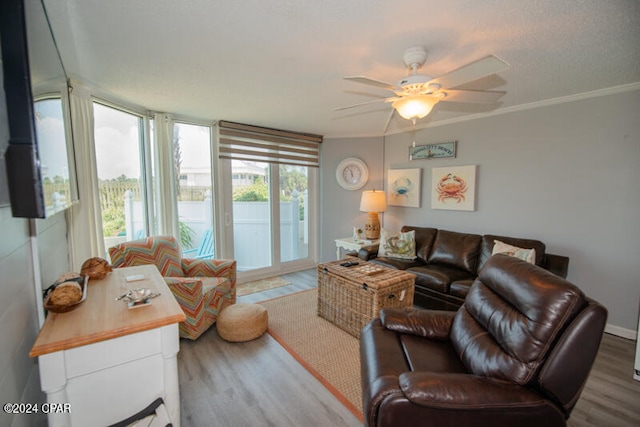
{"left": 392, "top": 95, "right": 439, "bottom": 120}
{"left": 360, "top": 190, "right": 387, "bottom": 213}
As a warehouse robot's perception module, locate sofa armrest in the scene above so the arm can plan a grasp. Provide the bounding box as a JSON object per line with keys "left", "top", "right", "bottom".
{"left": 358, "top": 244, "right": 379, "bottom": 260}
{"left": 399, "top": 372, "right": 546, "bottom": 408}
{"left": 380, "top": 308, "right": 455, "bottom": 339}
{"left": 543, "top": 253, "right": 569, "bottom": 278}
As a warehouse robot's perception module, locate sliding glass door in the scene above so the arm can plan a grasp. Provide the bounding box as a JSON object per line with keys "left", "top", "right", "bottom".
{"left": 230, "top": 160, "right": 272, "bottom": 271}
{"left": 221, "top": 160, "right": 315, "bottom": 278}
{"left": 217, "top": 121, "right": 319, "bottom": 279}
{"left": 279, "top": 164, "right": 309, "bottom": 263}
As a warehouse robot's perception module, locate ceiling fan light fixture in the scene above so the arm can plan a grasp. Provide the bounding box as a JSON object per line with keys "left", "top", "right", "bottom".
{"left": 392, "top": 95, "right": 438, "bottom": 121}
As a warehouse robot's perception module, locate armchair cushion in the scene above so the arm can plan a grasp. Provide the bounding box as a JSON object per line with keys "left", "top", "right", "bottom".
{"left": 109, "top": 235, "right": 184, "bottom": 277}
{"left": 399, "top": 372, "right": 545, "bottom": 408}
{"left": 451, "top": 254, "right": 588, "bottom": 385}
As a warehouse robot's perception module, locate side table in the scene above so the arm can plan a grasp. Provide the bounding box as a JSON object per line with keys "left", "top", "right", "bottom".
{"left": 335, "top": 236, "right": 379, "bottom": 260}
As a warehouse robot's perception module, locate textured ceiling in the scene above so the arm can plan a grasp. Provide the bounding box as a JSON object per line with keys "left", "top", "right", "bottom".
{"left": 43, "top": 0, "right": 640, "bottom": 138}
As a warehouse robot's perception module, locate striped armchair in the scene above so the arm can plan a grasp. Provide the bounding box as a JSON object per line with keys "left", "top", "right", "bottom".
{"left": 109, "top": 235, "right": 236, "bottom": 340}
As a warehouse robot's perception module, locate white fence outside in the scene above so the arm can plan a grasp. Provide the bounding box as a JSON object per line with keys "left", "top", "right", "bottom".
{"left": 117, "top": 190, "right": 308, "bottom": 271}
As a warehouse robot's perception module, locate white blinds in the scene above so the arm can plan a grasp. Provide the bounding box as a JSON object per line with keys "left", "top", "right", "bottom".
{"left": 218, "top": 121, "right": 322, "bottom": 167}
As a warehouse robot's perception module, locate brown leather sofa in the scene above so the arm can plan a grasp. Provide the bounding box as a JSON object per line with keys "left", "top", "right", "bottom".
{"left": 357, "top": 226, "right": 569, "bottom": 310}
{"left": 360, "top": 254, "right": 607, "bottom": 427}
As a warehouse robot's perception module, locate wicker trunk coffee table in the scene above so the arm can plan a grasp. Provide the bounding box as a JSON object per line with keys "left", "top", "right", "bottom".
{"left": 317, "top": 259, "right": 415, "bottom": 338}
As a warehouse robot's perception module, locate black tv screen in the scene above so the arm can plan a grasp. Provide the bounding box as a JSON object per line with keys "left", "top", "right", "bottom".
{"left": 1, "top": 0, "right": 77, "bottom": 218}
{"left": 0, "top": 0, "right": 45, "bottom": 217}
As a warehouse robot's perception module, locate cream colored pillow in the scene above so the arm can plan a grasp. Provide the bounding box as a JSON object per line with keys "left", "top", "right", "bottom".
{"left": 492, "top": 240, "right": 536, "bottom": 264}
{"left": 378, "top": 229, "right": 416, "bottom": 260}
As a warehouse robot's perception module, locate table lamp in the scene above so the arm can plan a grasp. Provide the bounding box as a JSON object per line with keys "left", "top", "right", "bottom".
{"left": 359, "top": 189, "right": 387, "bottom": 240}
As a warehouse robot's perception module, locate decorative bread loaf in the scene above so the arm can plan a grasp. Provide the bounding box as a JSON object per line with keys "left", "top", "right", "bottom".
{"left": 49, "top": 281, "right": 83, "bottom": 306}
{"left": 81, "top": 257, "right": 112, "bottom": 280}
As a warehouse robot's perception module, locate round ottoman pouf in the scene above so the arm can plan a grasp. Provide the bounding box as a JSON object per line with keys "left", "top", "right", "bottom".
{"left": 217, "top": 303, "right": 268, "bottom": 342}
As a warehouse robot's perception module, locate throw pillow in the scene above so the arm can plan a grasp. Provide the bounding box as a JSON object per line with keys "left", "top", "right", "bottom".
{"left": 492, "top": 239, "right": 536, "bottom": 264}
{"left": 378, "top": 229, "right": 416, "bottom": 260}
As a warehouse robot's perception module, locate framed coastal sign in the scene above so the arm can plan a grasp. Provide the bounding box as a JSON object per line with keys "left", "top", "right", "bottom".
{"left": 388, "top": 168, "right": 421, "bottom": 208}
{"left": 409, "top": 141, "right": 457, "bottom": 160}
{"left": 431, "top": 165, "right": 476, "bottom": 211}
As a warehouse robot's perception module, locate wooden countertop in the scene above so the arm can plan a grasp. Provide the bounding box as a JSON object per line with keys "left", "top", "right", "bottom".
{"left": 30, "top": 265, "right": 186, "bottom": 357}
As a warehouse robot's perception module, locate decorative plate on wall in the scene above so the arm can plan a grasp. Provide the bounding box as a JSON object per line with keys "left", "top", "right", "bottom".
{"left": 336, "top": 157, "right": 368, "bottom": 190}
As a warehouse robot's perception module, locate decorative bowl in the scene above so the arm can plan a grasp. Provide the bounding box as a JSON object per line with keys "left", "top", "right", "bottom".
{"left": 117, "top": 288, "right": 160, "bottom": 304}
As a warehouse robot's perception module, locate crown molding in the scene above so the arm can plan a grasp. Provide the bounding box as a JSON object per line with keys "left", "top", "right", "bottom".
{"left": 383, "top": 82, "right": 640, "bottom": 137}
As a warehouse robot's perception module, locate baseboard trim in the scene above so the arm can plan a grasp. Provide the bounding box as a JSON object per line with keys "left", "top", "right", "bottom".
{"left": 605, "top": 324, "right": 637, "bottom": 340}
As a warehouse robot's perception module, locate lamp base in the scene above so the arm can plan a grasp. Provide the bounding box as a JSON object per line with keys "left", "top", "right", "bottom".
{"left": 364, "top": 212, "right": 380, "bottom": 240}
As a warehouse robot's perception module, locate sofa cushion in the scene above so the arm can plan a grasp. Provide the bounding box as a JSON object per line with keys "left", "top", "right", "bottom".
{"left": 450, "top": 279, "right": 475, "bottom": 299}
{"left": 378, "top": 228, "right": 416, "bottom": 259}
{"left": 370, "top": 256, "right": 423, "bottom": 271}
{"left": 408, "top": 264, "right": 475, "bottom": 293}
{"left": 478, "top": 234, "right": 545, "bottom": 271}
{"left": 401, "top": 226, "right": 438, "bottom": 263}
{"left": 427, "top": 230, "right": 481, "bottom": 274}
{"left": 492, "top": 240, "right": 536, "bottom": 264}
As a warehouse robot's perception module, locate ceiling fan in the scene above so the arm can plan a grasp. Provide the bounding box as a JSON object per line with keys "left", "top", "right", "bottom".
{"left": 336, "top": 47, "right": 509, "bottom": 131}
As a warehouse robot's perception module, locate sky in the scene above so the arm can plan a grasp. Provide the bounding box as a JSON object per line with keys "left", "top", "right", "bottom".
{"left": 94, "top": 104, "right": 211, "bottom": 180}
{"left": 34, "top": 98, "right": 69, "bottom": 180}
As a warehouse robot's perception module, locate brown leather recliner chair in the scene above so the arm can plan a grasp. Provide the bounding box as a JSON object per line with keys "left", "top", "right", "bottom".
{"left": 360, "top": 254, "right": 607, "bottom": 427}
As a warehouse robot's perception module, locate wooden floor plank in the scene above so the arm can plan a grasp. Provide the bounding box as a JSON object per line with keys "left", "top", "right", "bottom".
{"left": 178, "top": 268, "right": 640, "bottom": 427}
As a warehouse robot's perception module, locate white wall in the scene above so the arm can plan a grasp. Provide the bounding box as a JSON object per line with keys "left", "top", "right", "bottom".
{"left": 0, "top": 204, "right": 70, "bottom": 427}
{"left": 0, "top": 212, "right": 39, "bottom": 427}
{"left": 322, "top": 88, "right": 640, "bottom": 334}
{"left": 320, "top": 136, "right": 385, "bottom": 262}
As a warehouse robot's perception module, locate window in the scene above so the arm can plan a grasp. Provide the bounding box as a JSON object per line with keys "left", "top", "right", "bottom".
{"left": 34, "top": 97, "right": 75, "bottom": 215}
{"left": 173, "top": 122, "right": 215, "bottom": 257}
{"left": 93, "top": 102, "right": 148, "bottom": 249}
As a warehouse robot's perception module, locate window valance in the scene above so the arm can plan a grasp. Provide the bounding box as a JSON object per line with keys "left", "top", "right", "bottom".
{"left": 218, "top": 120, "right": 322, "bottom": 167}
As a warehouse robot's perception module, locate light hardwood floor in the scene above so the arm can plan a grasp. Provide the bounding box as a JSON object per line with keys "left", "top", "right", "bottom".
{"left": 178, "top": 268, "right": 640, "bottom": 427}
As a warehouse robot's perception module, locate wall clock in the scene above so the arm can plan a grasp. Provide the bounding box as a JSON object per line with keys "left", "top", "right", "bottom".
{"left": 336, "top": 157, "right": 368, "bottom": 190}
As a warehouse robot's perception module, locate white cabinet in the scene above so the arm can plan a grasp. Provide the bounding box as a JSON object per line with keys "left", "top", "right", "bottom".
{"left": 30, "top": 265, "right": 185, "bottom": 426}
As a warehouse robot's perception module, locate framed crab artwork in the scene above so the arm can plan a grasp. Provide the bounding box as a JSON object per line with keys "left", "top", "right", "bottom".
{"left": 388, "top": 168, "right": 421, "bottom": 208}
{"left": 431, "top": 165, "right": 477, "bottom": 211}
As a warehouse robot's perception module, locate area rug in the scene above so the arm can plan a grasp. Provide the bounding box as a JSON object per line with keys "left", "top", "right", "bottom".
{"left": 236, "top": 276, "right": 291, "bottom": 296}
{"left": 259, "top": 289, "right": 363, "bottom": 422}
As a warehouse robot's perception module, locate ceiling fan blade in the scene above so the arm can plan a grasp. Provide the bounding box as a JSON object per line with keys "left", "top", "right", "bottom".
{"left": 430, "top": 55, "right": 509, "bottom": 89}
{"left": 344, "top": 76, "right": 398, "bottom": 91}
{"left": 382, "top": 108, "right": 395, "bottom": 134}
{"left": 441, "top": 89, "right": 506, "bottom": 103}
{"left": 334, "top": 97, "right": 393, "bottom": 111}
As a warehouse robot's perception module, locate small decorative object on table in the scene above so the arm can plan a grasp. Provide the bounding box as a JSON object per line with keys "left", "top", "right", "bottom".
{"left": 116, "top": 288, "right": 161, "bottom": 309}
{"left": 81, "top": 257, "right": 112, "bottom": 280}
{"left": 353, "top": 227, "right": 364, "bottom": 241}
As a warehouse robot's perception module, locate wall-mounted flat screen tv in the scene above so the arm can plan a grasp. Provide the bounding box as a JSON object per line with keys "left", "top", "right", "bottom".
{"left": 0, "top": 0, "right": 78, "bottom": 218}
